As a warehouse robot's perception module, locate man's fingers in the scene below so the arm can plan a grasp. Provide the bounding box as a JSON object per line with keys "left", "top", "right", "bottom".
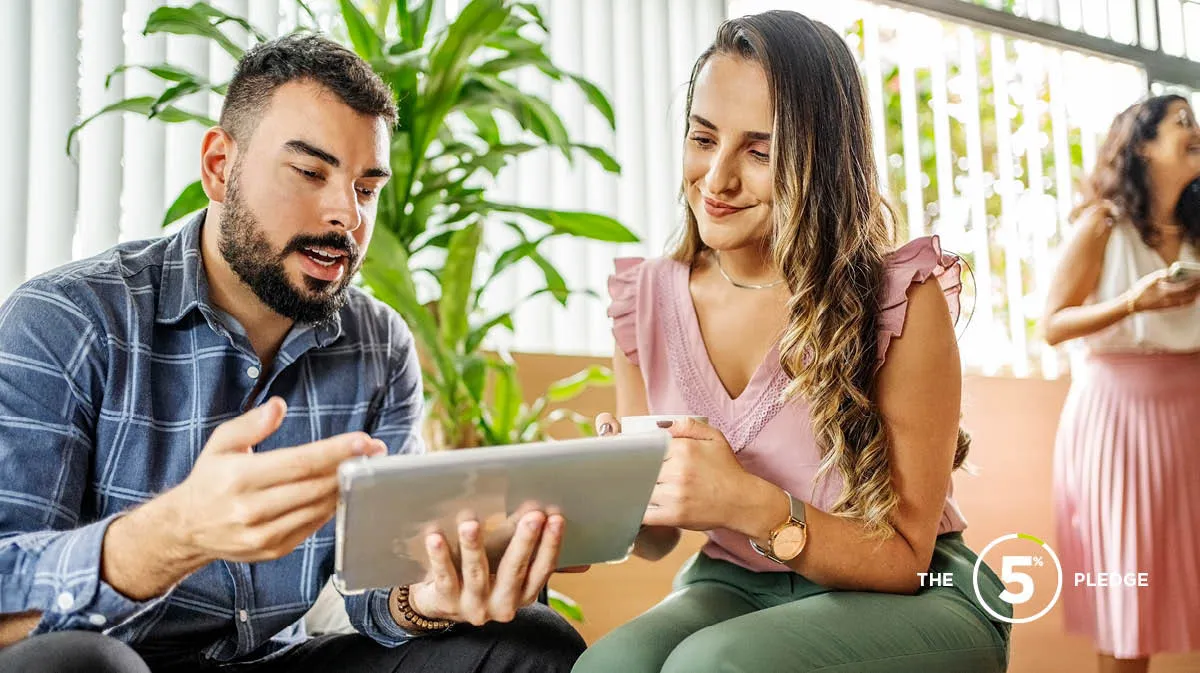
{"left": 491, "top": 511, "right": 545, "bottom": 611}
{"left": 248, "top": 494, "right": 338, "bottom": 559}
{"left": 243, "top": 433, "right": 386, "bottom": 488}
{"left": 245, "top": 476, "right": 340, "bottom": 523}
{"left": 425, "top": 532, "right": 460, "bottom": 598}
{"left": 456, "top": 520, "right": 490, "bottom": 625}
{"left": 521, "top": 514, "right": 564, "bottom": 604}
{"left": 205, "top": 397, "right": 287, "bottom": 456}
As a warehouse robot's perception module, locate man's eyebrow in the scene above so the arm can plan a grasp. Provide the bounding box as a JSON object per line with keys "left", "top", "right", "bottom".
{"left": 285, "top": 139, "right": 391, "bottom": 178}
{"left": 284, "top": 139, "right": 340, "bottom": 167}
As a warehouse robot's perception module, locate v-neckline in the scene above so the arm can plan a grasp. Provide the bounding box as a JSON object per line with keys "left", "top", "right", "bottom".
{"left": 675, "top": 262, "right": 782, "bottom": 406}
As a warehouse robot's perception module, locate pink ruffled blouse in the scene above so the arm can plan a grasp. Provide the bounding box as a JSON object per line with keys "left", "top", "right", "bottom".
{"left": 607, "top": 236, "right": 969, "bottom": 572}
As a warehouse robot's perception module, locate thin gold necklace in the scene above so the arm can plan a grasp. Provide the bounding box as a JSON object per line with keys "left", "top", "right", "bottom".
{"left": 713, "top": 251, "right": 785, "bottom": 290}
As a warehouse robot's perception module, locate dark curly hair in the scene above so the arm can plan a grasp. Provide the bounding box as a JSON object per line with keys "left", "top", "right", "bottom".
{"left": 1074, "top": 94, "right": 1200, "bottom": 248}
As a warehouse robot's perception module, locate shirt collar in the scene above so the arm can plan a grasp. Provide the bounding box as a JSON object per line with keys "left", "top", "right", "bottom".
{"left": 154, "top": 210, "right": 344, "bottom": 347}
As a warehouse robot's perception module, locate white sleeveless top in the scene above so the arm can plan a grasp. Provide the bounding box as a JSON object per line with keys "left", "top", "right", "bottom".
{"left": 1082, "top": 222, "right": 1200, "bottom": 353}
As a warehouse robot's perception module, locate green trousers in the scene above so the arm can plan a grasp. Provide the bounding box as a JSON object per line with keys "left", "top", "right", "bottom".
{"left": 572, "top": 533, "right": 1011, "bottom": 673}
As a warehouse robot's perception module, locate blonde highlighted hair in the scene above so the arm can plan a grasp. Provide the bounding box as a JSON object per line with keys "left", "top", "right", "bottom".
{"left": 671, "top": 11, "right": 969, "bottom": 538}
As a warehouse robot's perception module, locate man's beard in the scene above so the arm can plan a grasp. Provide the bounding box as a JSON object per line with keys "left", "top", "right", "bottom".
{"left": 217, "top": 171, "right": 360, "bottom": 326}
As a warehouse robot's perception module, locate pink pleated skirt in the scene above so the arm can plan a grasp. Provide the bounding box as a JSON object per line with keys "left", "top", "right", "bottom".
{"left": 1054, "top": 351, "right": 1200, "bottom": 658}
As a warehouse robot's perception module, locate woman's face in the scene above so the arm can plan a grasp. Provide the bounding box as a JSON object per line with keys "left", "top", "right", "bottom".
{"left": 1141, "top": 100, "right": 1200, "bottom": 191}
{"left": 683, "top": 54, "right": 775, "bottom": 251}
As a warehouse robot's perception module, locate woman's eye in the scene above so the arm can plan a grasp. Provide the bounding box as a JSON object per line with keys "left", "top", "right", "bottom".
{"left": 293, "top": 166, "right": 322, "bottom": 180}
{"left": 750, "top": 150, "right": 770, "bottom": 161}
{"left": 689, "top": 135, "right": 714, "bottom": 147}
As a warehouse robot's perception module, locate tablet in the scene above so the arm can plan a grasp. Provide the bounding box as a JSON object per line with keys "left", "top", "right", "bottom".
{"left": 333, "top": 432, "right": 669, "bottom": 592}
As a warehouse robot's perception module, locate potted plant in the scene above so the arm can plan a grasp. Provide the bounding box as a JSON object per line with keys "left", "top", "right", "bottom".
{"left": 70, "top": 0, "right": 635, "bottom": 622}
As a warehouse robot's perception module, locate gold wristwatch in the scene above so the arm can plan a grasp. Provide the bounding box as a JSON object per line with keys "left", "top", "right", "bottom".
{"left": 749, "top": 490, "right": 808, "bottom": 564}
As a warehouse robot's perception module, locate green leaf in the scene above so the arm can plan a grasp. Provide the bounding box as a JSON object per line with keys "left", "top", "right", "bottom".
{"left": 398, "top": 0, "right": 437, "bottom": 49}
{"left": 465, "top": 312, "right": 513, "bottom": 353}
{"left": 547, "top": 365, "right": 613, "bottom": 402}
{"left": 151, "top": 80, "right": 208, "bottom": 112}
{"left": 573, "top": 144, "right": 621, "bottom": 174}
{"left": 489, "top": 240, "right": 537, "bottom": 281}
{"left": 490, "top": 359, "right": 523, "bottom": 442}
{"left": 486, "top": 203, "right": 639, "bottom": 243}
{"left": 529, "top": 251, "right": 568, "bottom": 306}
{"left": 514, "top": 2, "right": 548, "bottom": 32}
{"left": 548, "top": 589, "right": 585, "bottom": 622}
{"left": 144, "top": 5, "right": 245, "bottom": 59}
{"left": 461, "top": 354, "right": 488, "bottom": 403}
{"left": 429, "top": 0, "right": 509, "bottom": 81}
{"left": 339, "top": 0, "right": 384, "bottom": 59}
{"left": 106, "top": 63, "right": 226, "bottom": 95}
{"left": 68, "top": 96, "right": 155, "bottom": 154}
{"left": 186, "top": 1, "right": 270, "bottom": 42}
{"left": 152, "top": 107, "right": 218, "bottom": 126}
{"left": 67, "top": 97, "right": 214, "bottom": 155}
{"left": 296, "top": 0, "right": 320, "bottom": 25}
{"left": 413, "top": 229, "right": 457, "bottom": 251}
{"left": 162, "top": 181, "right": 208, "bottom": 228}
{"left": 463, "top": 107, "right": 500, "bottom": 146}
{"left": 438, "top": 222, "right": 483, "bottom": 351}
{"left": 568, "top": 74, "right": 616, "bottom": 130}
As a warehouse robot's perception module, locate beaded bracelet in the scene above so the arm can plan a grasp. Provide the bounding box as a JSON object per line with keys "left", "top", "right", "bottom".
{"left": 394, "top": 585, "right": 456, "bottom": 632}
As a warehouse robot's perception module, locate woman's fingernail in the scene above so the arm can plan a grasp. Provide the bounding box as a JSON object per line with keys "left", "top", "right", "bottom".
{"left": 656, "top": 420, "right": 674, "bottom": 428}
{"left": 599, "top": 423, "right": 613, "bottom": 436}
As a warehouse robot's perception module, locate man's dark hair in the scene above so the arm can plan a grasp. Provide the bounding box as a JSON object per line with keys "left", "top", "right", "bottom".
{"left": 220, "top": 33, "right": 397, "bottom": 142}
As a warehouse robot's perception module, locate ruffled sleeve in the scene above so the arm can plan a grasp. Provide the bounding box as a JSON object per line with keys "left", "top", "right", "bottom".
{"left": 876, "top": 235, "right": 963, "bottom": 371}
{"left": 607, "top": 257, "right": 645, "bottom": 366}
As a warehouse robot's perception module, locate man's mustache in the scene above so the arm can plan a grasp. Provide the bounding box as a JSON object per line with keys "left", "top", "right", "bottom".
{"left": 282, "top": 233, "right": 361, "bottom": 265}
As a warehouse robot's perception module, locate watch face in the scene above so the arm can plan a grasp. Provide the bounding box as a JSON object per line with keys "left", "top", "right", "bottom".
{"left": 773, "top": 524, "right": 807, "bottom": 560}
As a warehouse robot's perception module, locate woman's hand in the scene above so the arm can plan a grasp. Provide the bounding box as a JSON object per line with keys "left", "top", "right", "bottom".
{"left": 1124, "top": 268, "right": 1200, "bottom": 313}
{"left": 593, "top": 412, "right": 621, "bottom": 437}
{"left": 640, "top": 418, "right": 762, "bottom": 532}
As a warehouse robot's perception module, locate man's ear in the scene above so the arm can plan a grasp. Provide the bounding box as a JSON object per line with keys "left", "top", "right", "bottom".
{"left": 200, "top": 127, "right": 236, "bottom": 204}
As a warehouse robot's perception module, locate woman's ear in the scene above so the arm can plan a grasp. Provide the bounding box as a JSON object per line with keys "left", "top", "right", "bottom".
{"left": 199, "top": 127, "right": 236, "bottom": 204}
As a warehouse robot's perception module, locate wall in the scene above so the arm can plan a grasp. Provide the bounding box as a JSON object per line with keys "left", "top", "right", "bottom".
{"left": 514, "top": 353, "right": 1200, "bottom": 673}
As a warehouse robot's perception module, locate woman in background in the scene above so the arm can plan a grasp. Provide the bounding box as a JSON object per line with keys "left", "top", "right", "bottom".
{"left": 572, "top": 10, "right": 1010, "bottom": 673}
{"left": 1044, "top": 95, "right": 1200, "bottom": 673}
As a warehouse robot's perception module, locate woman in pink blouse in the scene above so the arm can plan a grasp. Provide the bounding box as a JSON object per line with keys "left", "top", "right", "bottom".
{"left": 572, "top": 10, "right": 1010, "bottom": 673}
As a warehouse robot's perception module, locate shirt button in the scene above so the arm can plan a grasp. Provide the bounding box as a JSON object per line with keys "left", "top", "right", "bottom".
{"left": 88, "top": 613, "right": 107, "bottom": 627}
{"left": 238, "top": 609, "right": 249, "bottom": 623}
{"left": 247, "top": 366, "right": 260, "bottom": 379}
{"left": 56, "top": 592, "right": 74, "bottom": 611}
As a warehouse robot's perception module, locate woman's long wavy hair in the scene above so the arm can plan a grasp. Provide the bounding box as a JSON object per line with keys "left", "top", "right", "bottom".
{"left": 1074, "top": 94, "right": 1200, "bottom": 247}
{"left": 670, "top": 11, "right": 969, "bottom": 538}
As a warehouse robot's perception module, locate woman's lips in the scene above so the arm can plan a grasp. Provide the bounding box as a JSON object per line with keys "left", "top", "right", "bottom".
{"left": 702, "top": 197, "right": 749, "bottom": 218}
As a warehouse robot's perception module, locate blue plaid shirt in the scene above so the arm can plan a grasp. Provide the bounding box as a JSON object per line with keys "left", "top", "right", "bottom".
{"left": 0, "top": 213, "right": 425, "bottom": 666}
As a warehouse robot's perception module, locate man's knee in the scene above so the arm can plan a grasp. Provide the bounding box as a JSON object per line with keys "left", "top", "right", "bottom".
{"left": 477, "top": 604, "right": 586, "bottom": 673}
{"left": 0, "top": 631, "right": 150, "bottom": 673}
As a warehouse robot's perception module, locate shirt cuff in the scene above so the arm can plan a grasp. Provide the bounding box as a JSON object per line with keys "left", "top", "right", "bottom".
{"left": 32, "top": 514, "right": 172, "bottom": 634}
{"left": 363, "top": 588, "right": 420, "bottom": 646}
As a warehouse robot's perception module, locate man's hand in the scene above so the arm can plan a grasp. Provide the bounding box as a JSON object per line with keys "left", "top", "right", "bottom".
{"left": 163, "top": 397, "right": 386, "bottom": 563}
{"left": 406, "top": 511, "right": 564, "bottom": 626}
{"left": 102, "top": 397, "right": 386, "bottom": 600}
